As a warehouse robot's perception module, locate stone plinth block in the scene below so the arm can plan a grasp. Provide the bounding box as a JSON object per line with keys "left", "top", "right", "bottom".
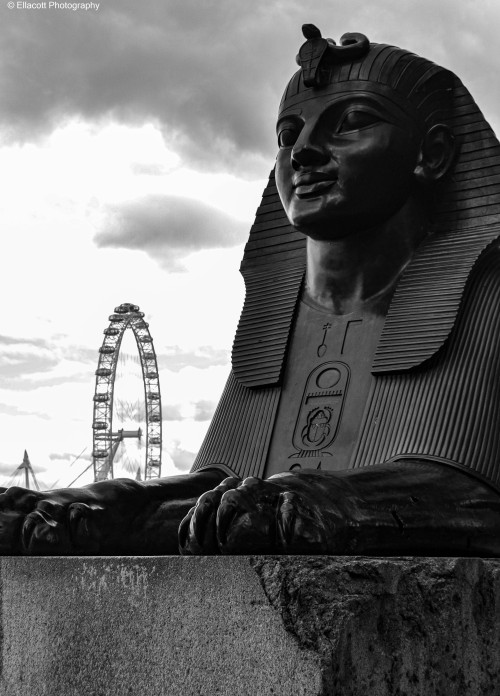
{"left": 0, "top": 557, "right": 499, "bottom": 695}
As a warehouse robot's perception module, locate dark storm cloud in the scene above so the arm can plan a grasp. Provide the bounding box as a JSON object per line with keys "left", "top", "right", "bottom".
{"left": 0, "top": 0, "right": 294, "bottom": 172}
{"left": 2, "top": 1, "right": 500, "bottom": 171}
{"left": 95, "top": 196, "right": 247, "bottom": 264}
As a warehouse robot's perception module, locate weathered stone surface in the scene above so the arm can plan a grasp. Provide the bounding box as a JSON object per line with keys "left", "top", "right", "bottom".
{"left": 0, "top": 557, "right": 321, "bottom": 696}
{"left": 252, "top": 556, "right": 500, "bottom": 695}
{"left": 0, "top": 557, "right": 499, "bottom": 695}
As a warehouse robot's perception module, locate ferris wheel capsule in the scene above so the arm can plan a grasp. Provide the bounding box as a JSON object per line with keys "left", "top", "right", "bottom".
{"left": 92, "top": 421, "right": 108, "bottom": 430}
{"left": 92, "top": 303, "right": 162, "bottom": 483}
{"left": 92, "top": 449, "right": 109, "bottom": 459}
{"left": 115, "top": 303, "right": 140, "bottom": 314}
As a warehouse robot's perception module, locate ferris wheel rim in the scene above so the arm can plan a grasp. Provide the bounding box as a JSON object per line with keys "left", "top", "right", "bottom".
{"left": 92, "top": 303, "right": 162, "bottom": 482}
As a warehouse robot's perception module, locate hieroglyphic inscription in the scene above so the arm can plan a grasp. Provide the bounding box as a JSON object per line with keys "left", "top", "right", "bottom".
{"left": 341, "top": 319, "right": 363, "bottom": 355}
{"left": 290, "top": 361, "right": 350, "bottom": 456}
{"left": 317, "top": 323, "right": 332, "bottom": 357}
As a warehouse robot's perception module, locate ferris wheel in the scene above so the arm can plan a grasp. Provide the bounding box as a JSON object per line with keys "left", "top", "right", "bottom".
{"left": 92, "top": 303, "right": 162, "bottom": 482}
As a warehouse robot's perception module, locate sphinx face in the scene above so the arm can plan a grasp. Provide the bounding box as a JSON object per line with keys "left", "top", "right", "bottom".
{"left": 275, "top": 88, "right": 423, "bottom": 240}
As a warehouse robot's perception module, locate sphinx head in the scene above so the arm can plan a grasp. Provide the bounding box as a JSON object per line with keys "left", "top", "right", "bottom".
{"left": 275, "top": 27, "right": 457, "bottom": 240}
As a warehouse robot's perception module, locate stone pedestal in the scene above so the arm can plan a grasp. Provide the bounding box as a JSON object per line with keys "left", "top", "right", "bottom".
{"left": 0, "top": 556, "right": 499, "bottom": 695}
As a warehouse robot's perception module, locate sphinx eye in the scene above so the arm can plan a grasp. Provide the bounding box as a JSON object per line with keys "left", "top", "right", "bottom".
{"left": 337, "top": 110, "right": 381, "bottom": 133}
{"left": 277, "top": 121, "right": 301, "bottom": 148}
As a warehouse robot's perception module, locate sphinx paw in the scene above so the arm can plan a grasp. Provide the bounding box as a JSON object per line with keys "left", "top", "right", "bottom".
{"left": 21, "top": 501, "right": 71, "bottom": 554}
{"left": 179, "top": 475, "right": 330, "bottom": 555}
{"left": 178, "top": 476, "right": 241, "bottom": 554}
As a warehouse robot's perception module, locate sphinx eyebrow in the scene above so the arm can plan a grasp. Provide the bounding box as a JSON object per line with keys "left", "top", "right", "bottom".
{"left": 326, "top": 93, "right": 422, "bottom": 128}
{"left": 321, "top": 98, "right": 411, "bottom": 131}
{"left": 276, "top": 114, "right": 303, "bottom": 129}
{"left": 326, "top": 95, "right": 389, "bottom": 113}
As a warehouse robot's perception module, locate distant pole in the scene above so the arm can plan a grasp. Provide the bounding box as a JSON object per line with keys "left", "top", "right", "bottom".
{"left": 24, "top": 451, "right": 29, "bottom": 488}
{"left": 18, "top": 451, "right": 40, "bottom": 491}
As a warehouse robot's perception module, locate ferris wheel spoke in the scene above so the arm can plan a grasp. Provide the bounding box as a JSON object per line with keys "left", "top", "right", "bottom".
{"left": 91, "top": 303, "right": 162, "bottom": 484}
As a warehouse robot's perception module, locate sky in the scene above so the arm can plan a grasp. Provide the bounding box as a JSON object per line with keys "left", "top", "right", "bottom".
{"left": 1, "top": 0, "right": 500, "bottom": 489}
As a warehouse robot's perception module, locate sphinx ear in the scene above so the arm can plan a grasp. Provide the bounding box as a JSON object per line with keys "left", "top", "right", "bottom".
{"left": 414, "top": 124, "right": 456, "bottom": 184}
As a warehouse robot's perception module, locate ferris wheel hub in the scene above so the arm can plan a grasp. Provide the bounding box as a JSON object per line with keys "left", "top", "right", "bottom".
{"left": 92, "top": 303, "right": 162, "bottom": 483}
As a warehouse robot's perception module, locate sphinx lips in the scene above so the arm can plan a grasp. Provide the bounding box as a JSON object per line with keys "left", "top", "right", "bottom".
{"left": 294, "top": 179, "right": 336, "bottom": 198}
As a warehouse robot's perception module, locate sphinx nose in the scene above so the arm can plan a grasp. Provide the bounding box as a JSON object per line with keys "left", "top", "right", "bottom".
{"left": 291, "top": 140, "right": 329, "bottom": 170}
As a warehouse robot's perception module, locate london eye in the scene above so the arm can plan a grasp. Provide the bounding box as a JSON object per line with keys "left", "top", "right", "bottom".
{"left": 92, "top": 303, "right": 162, "bottom": 482}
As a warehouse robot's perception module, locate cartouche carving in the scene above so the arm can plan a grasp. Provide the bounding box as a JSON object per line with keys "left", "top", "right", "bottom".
{"left": 291, "top": 361, "right": 349, "bottom": 455}
{"left": 2, "top": 24, "right": 500, "bottom": 557}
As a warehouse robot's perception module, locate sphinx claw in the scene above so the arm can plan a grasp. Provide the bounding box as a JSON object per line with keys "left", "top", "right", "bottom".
{"left": 277, "top": 491, "right": 298, "bottom": 546}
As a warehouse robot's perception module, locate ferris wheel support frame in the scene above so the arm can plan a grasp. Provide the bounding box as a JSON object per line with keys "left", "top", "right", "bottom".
{"left": 92, "top": 304, "right": 162, "bottom": 482}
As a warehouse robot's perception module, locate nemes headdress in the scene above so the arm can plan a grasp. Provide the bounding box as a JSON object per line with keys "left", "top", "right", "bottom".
{"left": 194, "top": 25, "right": 500, "bottom": 479}
{"left": 280, "top": 24, "right": 454, "bottom": 132}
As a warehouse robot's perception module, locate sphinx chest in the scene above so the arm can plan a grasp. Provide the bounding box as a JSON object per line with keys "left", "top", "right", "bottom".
{"left": 263, "top": 300, "right": 385, "bottom": 477}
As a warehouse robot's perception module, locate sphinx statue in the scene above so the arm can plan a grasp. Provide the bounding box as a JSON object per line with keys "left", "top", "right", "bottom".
{"left": 2, "top": 26, "right": 500, "bottom": 556}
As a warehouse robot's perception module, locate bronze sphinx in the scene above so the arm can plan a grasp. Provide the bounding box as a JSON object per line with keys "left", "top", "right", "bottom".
{"left": 2, "top": 26, "right": 500, "bottom": 556}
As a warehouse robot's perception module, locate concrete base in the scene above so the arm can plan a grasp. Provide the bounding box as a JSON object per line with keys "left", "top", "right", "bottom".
{"left": 0, "top": 557, "right": 499, "bottom": 695}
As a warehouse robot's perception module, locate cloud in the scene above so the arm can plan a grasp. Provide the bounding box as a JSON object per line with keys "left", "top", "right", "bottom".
{"left": 1, "top": 372, "right": 92, "bottom": 392}
{"left": 0, "top": 461, "right": 19, "bottom": 479}
{"left": 0, "top": 403, "right": 50, "bottom": 420}
{"left": 193, "top": 400, "right": 215, "bottom": 422}
{"left": 0, "top": 336, "right": 94, "bottom": 390}
{"left": 0, "top": 335, "right": 50, "bottom": 348}
{"left": 161, "top": 399, "right": 215, "bottom": 422}
{"left": 2, "top": 0, "right": 500, "bottom": 175}
{"left": 69, "top": 347, "right": 101, "bottom": 364}
{"left": 157, "top": 346, "right": 229, "bottom": 373}
{"left": 95, "top": 195, "right": 248, "bottom": 267}
{"left": 0, "top": 336, "right": 59, "bottom": 382}
{"left": 49, "top": 451, "right": 91, "bottom": 463}
{"left": 0, "top": 0, "right": 289, "bottom": 173}
{"left": 0, "top": 335, "right": 97, "bottom": 391}
{"left": 168, "top": 441, "right": 196, "bottom": 473}
{"left": 162, "top": 404, "right": 184, "bottom": 421}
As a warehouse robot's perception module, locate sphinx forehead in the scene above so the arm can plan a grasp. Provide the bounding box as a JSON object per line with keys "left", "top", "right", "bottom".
{"left": 278, "top": 79, "right": 424, "bottom": 128}
{"left": 280, "top": 38, "right": 452, "bottom": 130}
